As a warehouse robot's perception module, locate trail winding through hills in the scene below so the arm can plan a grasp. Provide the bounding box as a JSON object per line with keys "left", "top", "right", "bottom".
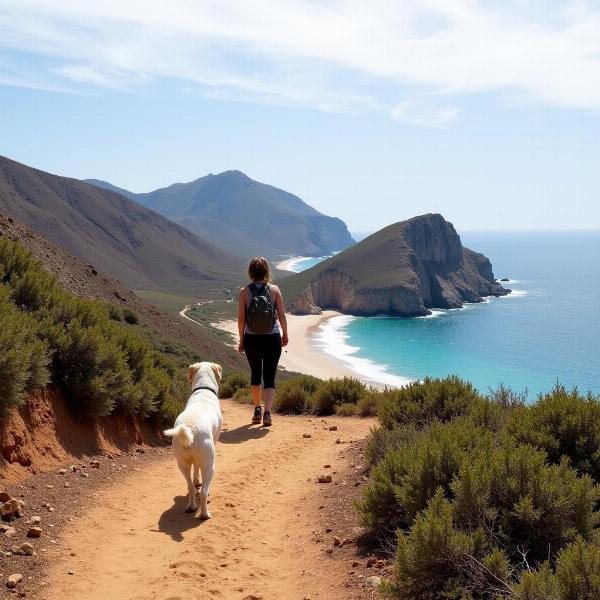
{"left": 44, "top": 400, "right": 375, "bottom": 600}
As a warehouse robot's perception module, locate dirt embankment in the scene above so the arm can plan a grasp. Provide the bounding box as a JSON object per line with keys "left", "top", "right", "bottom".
{"left": 0, "top": 388, "right": 163, "bottom": 485}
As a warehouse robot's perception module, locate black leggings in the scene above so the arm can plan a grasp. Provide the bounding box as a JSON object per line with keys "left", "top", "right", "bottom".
{"left": 243, "top": 333, "right": 282, "bottom": 389}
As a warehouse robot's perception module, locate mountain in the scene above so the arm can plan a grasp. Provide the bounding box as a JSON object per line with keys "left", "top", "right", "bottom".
{"left": 0, "top": 156, "right": 244, "bottom": 290}
{"left": 0, "top": 212, "right": 247, "bottom": 372}
{"left": 86, "top": 171, "right": 355, "bottom": 258}
{"left": 280, "top": 213, "right": 510, "bottom": 317}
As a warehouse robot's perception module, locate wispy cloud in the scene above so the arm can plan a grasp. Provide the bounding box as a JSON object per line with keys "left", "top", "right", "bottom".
{"left": 1, "top": 0, "right": 600, "bottom": 124}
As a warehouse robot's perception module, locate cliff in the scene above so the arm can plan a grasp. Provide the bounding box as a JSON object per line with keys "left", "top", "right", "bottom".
{"left": 281, "top": 214, "right": 509, "bottom": 317}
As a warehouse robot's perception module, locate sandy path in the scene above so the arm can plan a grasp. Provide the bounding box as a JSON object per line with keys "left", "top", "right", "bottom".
{"left": 44, "top": 400, "right": 374, "bottom": 600}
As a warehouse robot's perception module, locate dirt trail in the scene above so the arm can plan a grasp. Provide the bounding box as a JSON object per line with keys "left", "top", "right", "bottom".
{"left": 43, "top": 400, "right": 375, "bottom": 600}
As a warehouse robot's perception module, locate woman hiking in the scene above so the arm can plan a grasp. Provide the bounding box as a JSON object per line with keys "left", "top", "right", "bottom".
{"left": 238, "top": 257, "right": 288, "bottom": 426}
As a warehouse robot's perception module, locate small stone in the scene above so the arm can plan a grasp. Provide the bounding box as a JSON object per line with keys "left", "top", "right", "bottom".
{"left": 69, "top": 465, "right": 78, "bottom": 472}
{"left": 64, "top": 482, "right": 71, "bottom": 488}
{"left": 317, "top": 474, "right": 332, "bottom": 483}
{"left": 90, "top": 460, "right": 100, "bottom": 469}
{"left": 3, "top": 526, "right": 16, "bottom": 538}
{"left": 323, "top": 464, "right": 331, "bottom": 469}
{"left": 0, "top": 491, "right": 11, "bottom": 502}
{"left": 333, "top": 537, "right": 341, "bottom": 547}
{"left": 11, "top": 542, "right": 34, "bottom": 556}
{"left": 58, "top": 468, "right": 67, "bottom": 475}
{"left": 302, "top": 433, "right": 312, "bottom": 439}
{"left": 67, "top": 570, "right": 74, "bottom": 575}
{"left": 325, "top": 527, "right": 332, "bottom": 533}
{"left": 80, "top": 472, "right": 89, "bottom": 478}
{"left": 48, "top": 507, "right": 55, "bottom": 512}
{"left": 352, "top": 560, "right": 360, "bottom": 567}
{"left": 376, "top": 559, "right": 386, "bottom": 568}
{"left": 6, "top": 573, "right": 23, "bottom": 589}
{"left": 45, "top": 484, "right": 54, "bottom": 489}
{"left": 335, "top": 439, "right": 341, "bottom": 444}
{"left": 27, "top": 527, "right": 42, "bottom": 538}
{"left": 328, "top": 425, "right": 338, "bottom": 431}
{"left": 367, "top": 557, "right": 377, "bottom": 567}
{"left": 366, "top": 575, "right": 382, "bottom": 588}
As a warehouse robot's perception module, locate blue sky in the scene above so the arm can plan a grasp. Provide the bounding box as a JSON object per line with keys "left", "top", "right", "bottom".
{"left": 1, "top": 1, "right": 600, "bottom": 233}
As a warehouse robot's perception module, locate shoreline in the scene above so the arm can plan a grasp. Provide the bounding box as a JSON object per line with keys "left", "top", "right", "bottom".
{"left": 275, "top": 255, "right": 310, "bottom": 272}
{"left": 212, "top": 311, "right": 403, "bottom": 388}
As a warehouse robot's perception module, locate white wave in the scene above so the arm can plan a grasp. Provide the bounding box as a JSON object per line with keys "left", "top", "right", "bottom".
{"left": 417, "top": 309, "right": 447, "bottom": 318}
{"left": 312, "top": 315, "right": 412, "bottom": 388}
{"left": 500, "top": 289, "right": 528, "bottom": 297}
{"left": 275, "top": 256, "right": 311, "bottom": 272}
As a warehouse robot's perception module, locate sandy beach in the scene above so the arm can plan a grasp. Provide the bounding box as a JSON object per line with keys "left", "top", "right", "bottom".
{"left": 275, "top": 256, "right": 309, "bottom": 272}
{"left": 213, "top": 310, "right": 357, "bottom": 381}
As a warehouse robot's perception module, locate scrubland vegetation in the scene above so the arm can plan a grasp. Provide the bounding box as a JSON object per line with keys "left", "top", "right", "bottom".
{"left": 225, "top": 370, "right": 600, "bottom": 598}
{"left": 0, "top": 237, "right": 193, "bottom": 422}
{"left": 356, "top": 377, "right": 600, "bottom": 599}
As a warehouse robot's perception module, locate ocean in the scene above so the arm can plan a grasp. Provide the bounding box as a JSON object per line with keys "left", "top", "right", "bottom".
{"left": 290, "top": 232, "right": 600, "bottom": 398}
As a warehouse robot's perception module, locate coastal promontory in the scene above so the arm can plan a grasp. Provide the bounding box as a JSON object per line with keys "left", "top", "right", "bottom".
{"left": 281, "top": 213, "right": 510, "bottom": 317}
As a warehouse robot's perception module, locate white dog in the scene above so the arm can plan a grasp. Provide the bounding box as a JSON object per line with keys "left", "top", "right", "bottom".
{"left": 163, "top": 361, "right": 223, "bottom": 519}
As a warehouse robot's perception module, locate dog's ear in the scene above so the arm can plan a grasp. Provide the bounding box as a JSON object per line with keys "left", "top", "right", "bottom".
{"left": 188, "top": 363, "right": 201, "bottom": 383}
{"left": 211, "top": 363, "right": 223, "bottom": 383}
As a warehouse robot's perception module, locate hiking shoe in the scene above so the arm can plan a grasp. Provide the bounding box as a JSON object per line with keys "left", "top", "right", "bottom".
{"left": 262, "top": 411, "right": 272, "bottom": 427}
{"left": 251, "top": 405, "right": 262, "bottom": 424}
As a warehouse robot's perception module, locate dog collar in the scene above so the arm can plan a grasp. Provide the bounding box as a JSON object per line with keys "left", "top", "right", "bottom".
{"left": 191, "top": 385, "right": 217, "bottom": 396}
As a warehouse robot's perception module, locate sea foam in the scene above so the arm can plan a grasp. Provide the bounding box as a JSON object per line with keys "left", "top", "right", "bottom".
{"left": 312, "top": 315, "right": 412, "bottom": 388}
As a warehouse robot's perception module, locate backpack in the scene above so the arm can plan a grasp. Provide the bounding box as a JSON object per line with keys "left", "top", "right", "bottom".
{"left": 246, "top": 283, "right": 277, "bottom": 334}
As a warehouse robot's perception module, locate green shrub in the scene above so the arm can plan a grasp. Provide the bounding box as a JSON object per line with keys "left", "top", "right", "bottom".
{"left": 356, "top": 389, "right": 380, "bottom": 416}
{"left": 357, "top": 419, "right": 493, "bottom": 536}
{"left": 232, "top": 386, "right": 253, "bottom": 404}
{"left": 377, "top": 376, "right": 482, "bottom": 430}
{"left": 122, "top": 308, "right": 139, "bottom": 325}
{"left": 274, "top": 374, "right": 320, "bottom": 414}
{"left": 335, "top": 402, "right": 358, "bottom": 416}
{"left": 107, "top": 304, "right": 123, "bottom": 321}
{"left": 219, "top": 371, "right": 249, "bottom": 398}
{"left": 507, "top": 385, "right": 600, "bottom": 480}
{"left": 0, "top": 237, "right": 190, "bottom": 422}
{"left": 0, "top": 287, "right": 49, "bottom": 414}
{"left": 309, "top": 376, "right": 367, "bottom": 415}
{"left": 364, "top": 424, "right": 420, "bottom": 468}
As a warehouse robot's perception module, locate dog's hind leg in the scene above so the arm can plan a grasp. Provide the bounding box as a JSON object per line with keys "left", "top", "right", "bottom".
{"left": 197, "top": 443, "right": 215, "bottom": 520}
{"left": 177, "top": 459, "right": 197, "bottom": 513}
{"left": 193, "top": 463, "right": 201, "bottom": 493}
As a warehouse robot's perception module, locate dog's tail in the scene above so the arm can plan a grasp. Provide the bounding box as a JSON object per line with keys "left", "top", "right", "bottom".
{"left": 163, "top": 424, "right": 194, "bottom": 448}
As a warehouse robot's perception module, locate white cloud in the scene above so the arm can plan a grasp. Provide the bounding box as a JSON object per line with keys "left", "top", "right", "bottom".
{"left": 391, "top": 102, "right": 460, "bottom": 128}
{"left": 1, "top": 0, "right": 600, "bottom": 122}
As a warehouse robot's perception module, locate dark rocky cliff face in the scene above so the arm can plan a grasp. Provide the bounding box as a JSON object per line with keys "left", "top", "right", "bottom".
{"left": 284, "top": 214, "right": 509, "bottom": 317}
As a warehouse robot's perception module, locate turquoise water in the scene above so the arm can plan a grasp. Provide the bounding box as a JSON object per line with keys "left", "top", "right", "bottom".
{"left": 298, "top": 232, "right": 600, "bottom": 398}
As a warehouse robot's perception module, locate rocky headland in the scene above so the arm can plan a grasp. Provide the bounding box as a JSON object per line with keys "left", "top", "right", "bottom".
{"left": 281, "top": 213, "right": 510, "bottom": 317}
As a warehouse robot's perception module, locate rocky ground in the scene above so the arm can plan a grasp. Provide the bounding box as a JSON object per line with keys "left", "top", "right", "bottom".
{"left": 1, "top": 401, "right": 389, "bottom": 599}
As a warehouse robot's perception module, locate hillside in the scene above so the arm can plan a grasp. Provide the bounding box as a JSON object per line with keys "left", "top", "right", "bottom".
{"left": 0, "top": 156, "right": 244, "bottom": 291}
{"left": 87, "top": 170, "right": 355, "bottom": 258}
{"left": 280, "top": 213, "right": 509, "bottom": 316}
{"left": 0, "top": 212, "right": 246, "bottom": 373}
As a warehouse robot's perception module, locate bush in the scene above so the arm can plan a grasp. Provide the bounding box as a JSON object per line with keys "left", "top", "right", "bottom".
{"left": 357, "top": 419, "right": 493, "bottom": 537}
{"left": 0, "top": 237, "right": 189, "bottom": 422}
{"left": 232, "top": 386, "right": 253, "bottom": 404}
{"left": 335, "top": 402, "right": 358, "bottom": 416}
{"left": 507, "top": 385, "right": 600, "bottom": 480}
{"left": 107, "top": 304, "right": 123, "bottom": 321}
{"left": 122, "top": 308, "right": 139, "bottom": 325}
{"left": 358, "top": 376, "right": 600, "bottom": 600}
{"left": 274, "top": 374, "right": 320, "bottom": 414}
{"left": 364, "top": 424, "right": 420, "bottom": 468}
{"left": 219, "top": 372, "right": 249, "bottom": 399}
{"left": 309, "top": 376, "right": 367, "bottom": 415}
{"left": 377, "top": 376, "right": 482, "bottom": 430}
